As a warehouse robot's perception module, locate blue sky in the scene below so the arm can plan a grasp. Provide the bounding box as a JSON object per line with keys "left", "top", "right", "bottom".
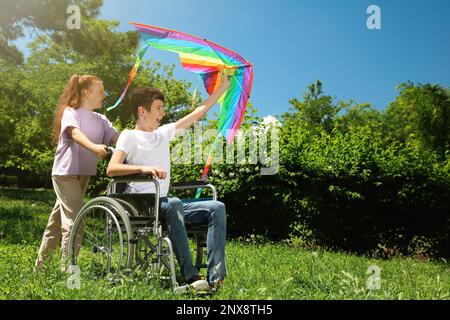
{"left": 17, "top": 0, "right": 450, "bottom": 117}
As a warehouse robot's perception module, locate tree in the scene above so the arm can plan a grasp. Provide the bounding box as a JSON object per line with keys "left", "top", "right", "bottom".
{"left": 0, "top": 14, "right": 194, "bottom": 186}
{"left": 385, "top": 82, "right": 450, "bottom": 159}
{"left": 0, "top": 0, "right": 102, "bottom": 64}
{"left": 335, "top": 103, "right": 383, "bottom": 134}
{"left": 287, "top": 80, "right": 350, "bottom": 134}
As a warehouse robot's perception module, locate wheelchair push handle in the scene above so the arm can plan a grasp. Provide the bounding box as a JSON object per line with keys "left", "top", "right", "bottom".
{"left": 105, "top": 146, "right": 115, "bottom": 158}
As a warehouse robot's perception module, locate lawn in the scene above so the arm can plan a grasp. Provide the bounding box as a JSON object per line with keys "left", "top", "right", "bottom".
{"left": 0, "top": 187, "right": 448, "bottom": 300}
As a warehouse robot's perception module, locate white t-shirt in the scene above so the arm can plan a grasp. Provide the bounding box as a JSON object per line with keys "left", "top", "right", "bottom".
{"left": 115, "top": 123, "right": 177, "bottom": 197}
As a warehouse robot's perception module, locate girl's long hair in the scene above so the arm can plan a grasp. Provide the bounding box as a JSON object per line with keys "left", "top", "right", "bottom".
{"left": 52, "top": 74, "right": 101, "bottom": 144}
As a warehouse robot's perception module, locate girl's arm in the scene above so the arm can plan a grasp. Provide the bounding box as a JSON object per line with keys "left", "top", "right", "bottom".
{"left": 175, "top": 73, "right": 231, "bottom": 131}
{"left": 68, "top": 127, "right": 109, "bottom": 159}
{"left": 110, "top": 132, "right": 120, "bottom": 145}
{"left": 106, "top": 150, "right": 167, "bottom": 179}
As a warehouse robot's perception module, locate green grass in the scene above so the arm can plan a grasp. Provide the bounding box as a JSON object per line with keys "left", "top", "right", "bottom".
{"left": 0, "top": 187, "right": 449, "bottom": 300}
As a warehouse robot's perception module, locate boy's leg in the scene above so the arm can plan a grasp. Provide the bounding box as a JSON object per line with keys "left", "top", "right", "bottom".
{"left": 160, "top": 197, "right": 198, "bottom": 281}
{"left": 182, "top": 200, "right": 227, "bottom": 285}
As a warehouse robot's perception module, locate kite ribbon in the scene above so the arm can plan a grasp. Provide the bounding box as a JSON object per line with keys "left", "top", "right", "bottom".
{"left": 195, "top": 132, "right": 223, "bottom": 198}
{"left": 191, "top": 75, "right": 200, "bottom": 111}
{"left": 107, "top": 43, "right": 150, "bottom": 111}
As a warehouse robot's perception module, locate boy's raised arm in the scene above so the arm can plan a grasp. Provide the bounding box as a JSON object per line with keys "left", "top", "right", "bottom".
{"left": 175, "top": 72, "right": 231, "bottom": 131}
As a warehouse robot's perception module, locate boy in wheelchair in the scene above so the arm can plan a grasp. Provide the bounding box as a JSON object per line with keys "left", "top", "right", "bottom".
{"left": 106, "top": 74, "right": 230, "bottom": 290}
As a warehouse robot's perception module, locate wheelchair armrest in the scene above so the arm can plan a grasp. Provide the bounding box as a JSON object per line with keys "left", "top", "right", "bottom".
{"left": 169, "top": 181, "right": 217, "bottom": 201}
{"left": 170, "top": 181, "right": 210, "bottom": 188}
{"left": 107, "top": 174, "right": 161, "bottom": 199}
{"left": 110, "top": 174, "right": 155, "bottom": 183}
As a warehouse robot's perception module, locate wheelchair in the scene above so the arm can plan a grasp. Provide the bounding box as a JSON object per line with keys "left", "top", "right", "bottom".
{"left": 67, "top": 174, "right": 217, "bottom": 291}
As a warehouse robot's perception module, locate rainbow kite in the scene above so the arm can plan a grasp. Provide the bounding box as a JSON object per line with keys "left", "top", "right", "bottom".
{"left": 109, "top": 23, "right": 254, "bottom": 196}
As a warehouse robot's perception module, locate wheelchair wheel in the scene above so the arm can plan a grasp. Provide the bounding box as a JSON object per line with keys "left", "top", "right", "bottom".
{"left": 68, "top": 197, "right": 134, "bottom": 279}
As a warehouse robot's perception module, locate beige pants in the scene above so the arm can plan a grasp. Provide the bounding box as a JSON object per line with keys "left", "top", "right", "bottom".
{"left": 35, "top": 175, "right": 90, "bottom": 270}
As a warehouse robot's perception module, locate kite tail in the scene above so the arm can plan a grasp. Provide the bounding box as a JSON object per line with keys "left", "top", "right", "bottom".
{"left": 107, "top": 43, "right": 150, "bottom": 111}
{"left": 191, "top": 87, "right": 198, "bottom": 111}
{"left": 195, "top": 132, "right": 222, "bottom": 198}
{"left": 191, "top": 76, "right": 201, "bottom": 111}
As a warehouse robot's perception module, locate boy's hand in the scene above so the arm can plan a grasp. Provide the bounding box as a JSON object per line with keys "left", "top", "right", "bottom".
{"left": 220, "top": 70, "right": 231, "bottom": 89}
{"left": 175, "top": 70, "right": 232, "bottom": 132}
{"left": 141, "top": 166, "right": 167, "bottom": 179}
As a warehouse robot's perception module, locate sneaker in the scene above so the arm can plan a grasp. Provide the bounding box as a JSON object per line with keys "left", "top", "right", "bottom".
{"left": 34, "top": 257, "right": 45, "bottom": 272}
{"left": 190, "top": 279, "right": 210, "bottom": 292}
{"left": 186, "top": 275, "right": 203, "bottom": 284}
{"left": 210, "top": 278, "right": 224, "bottom": 291}
{"left": 186, "top": 275, "right": 210, "bottom": 292}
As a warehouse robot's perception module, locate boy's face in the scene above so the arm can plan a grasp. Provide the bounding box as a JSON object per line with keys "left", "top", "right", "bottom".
{"left": 139, "top": 99, "right": 166, "bottom": 130}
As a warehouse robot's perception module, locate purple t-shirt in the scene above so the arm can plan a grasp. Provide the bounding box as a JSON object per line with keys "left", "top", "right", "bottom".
{"left": 52, "top": 107, "right": 118, "bottom": 176}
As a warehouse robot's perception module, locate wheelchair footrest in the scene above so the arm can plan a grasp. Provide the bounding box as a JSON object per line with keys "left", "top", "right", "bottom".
{"left": 128, "top": 216, "right": 154, "bottom": 227}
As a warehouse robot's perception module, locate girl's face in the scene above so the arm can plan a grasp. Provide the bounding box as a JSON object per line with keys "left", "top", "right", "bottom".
{"left": 83, "top": 81, "right": 105, "bottom": 109}
{"left": 138, "top": 99, "right": 166, "bottom": 131}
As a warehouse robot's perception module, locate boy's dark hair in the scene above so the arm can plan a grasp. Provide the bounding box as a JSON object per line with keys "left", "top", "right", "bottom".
{"left": 128, "top": 87, "right": 165, "bottom": 119}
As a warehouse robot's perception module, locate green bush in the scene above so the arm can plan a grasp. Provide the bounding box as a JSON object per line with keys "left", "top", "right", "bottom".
{"left": 0, "top": 175, "right": 17, "bottom": 187}
{"left": 195, "top": 83, "right": 450, "bottom": 258}
{"left": 83, "top": 89, "right": 450, "bottom": 258}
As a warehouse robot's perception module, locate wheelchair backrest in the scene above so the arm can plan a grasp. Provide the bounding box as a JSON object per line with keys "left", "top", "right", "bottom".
{"left": 108, "top": 193, "right": 157, "bottom": 218}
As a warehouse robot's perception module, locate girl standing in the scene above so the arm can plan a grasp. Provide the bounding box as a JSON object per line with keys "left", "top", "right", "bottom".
{"left": 35, "top": 74, "right": 119, "bottom": 271}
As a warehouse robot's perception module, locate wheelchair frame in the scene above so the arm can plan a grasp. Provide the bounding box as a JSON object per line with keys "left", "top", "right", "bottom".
{"left": 67, "top": 174, "right": 216, "bottom": 291}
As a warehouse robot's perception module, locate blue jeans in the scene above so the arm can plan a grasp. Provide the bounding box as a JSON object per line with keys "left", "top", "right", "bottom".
{"left": 160, "top": 197, "right": 227, "bottom": 284}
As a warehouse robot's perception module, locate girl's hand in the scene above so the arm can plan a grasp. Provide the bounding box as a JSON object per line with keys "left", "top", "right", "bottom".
{"left": 141, "top": 166, "right": 167, "bottom": 179}
{"left": 93, "top": 144, "right": 109, "bottom": 159}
